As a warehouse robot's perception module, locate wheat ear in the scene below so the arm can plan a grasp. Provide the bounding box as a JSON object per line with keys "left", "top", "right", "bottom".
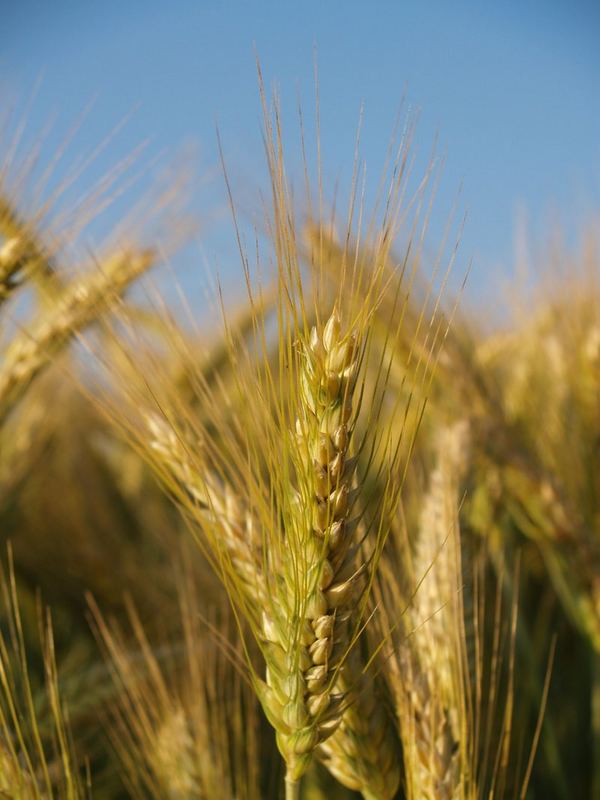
{"left": 0, "top": 235, "right": 26, "bottom": 304}
{"left": 146, "top": 409, "right": 400, "bottom": 799}
{"left": 404, "top": 422, "right": 470, "bottom": 800}
{"left": 254, "top": 309, "right": 367, "bottom": 796}
{"left": 0, "top": 193, "right": 58, "bottom": 306}
{"left": 145, "top": 412, "right": 264, "bottom": 604}
{"left": 0, "top": 247, "right": 153, "bottom": 422}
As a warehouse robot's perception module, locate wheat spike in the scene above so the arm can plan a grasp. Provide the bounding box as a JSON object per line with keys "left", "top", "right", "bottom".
{"left": 145, "top": 411, "right": 264, "bottom": 604}
{"left": 0, "top": 236, "right": 26, "bottom": 304}
{"left": 150, "top": 707, "right": 200, "bottom": 800}
{"left": 146, "top": 406, "right": 401, "bottom": 799}
{"left": 254, "top": 309, "right": 369, "bottom": 795}
{"left": 403, "top": 421, "right": 470, "bottom": 800}
{"left": 0, "top": 247, "right": 153, "bottom": 422}
{"left": 0, "top": 192, "right": 58, "bottom": 307}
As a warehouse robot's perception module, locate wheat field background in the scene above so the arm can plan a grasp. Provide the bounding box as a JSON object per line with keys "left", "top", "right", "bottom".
{"left": 1, "top": 4, "right": 600, "bottom": 799}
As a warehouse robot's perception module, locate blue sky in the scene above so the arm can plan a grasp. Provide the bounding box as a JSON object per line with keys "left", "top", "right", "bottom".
{"left": 2, "top": 0, "right": 600, "bottom": 302}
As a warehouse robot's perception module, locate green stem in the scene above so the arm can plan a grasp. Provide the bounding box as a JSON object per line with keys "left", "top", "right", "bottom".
{"left": 285, "top": 773, "right": 300, "bottom": 800}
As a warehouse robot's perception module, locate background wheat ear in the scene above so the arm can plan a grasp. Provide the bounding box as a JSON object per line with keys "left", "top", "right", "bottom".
{"left": 88, "top": 560, "right": 266, "bottom": 800}
{"left": 403, "top": 422, "right": 470, "bottom": 800}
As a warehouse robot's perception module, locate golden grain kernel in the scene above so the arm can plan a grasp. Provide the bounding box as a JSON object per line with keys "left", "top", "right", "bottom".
{"left": 333, "top": 424, "right": 348, "bottom": 451}
{"left": 323, "top": 312, "right": 341, "bottom": 352}
{"left": 325, "top": 371, "right": 341, "bottom": 399}
{"left": 329, "top": 450, "right": 344, "bottom": 481}
{"left": 306, "top": 590, "right": 328, "bottom": 619}
{"left": 307, "top": 691, "right": 331, "bottom": 717}
{"left": 314, "top": 464, "right": 330, "bottom": 498}
{"left": 305, "top": 665, "right": 327, "bottom": 692}
{"left": 314, "top": 500, "right": 330, "bottom": 532}
{"left": 327, "top": 519, "right": 345, "bottom": 550}
{"left": 325, "top": 579, "right": 355, "bottom": 608}
{"left": 312, "top": 614, "right": 334, "bottom": 639}
{"left": 332, "top": 485, "right": 349, "bottom": 518}
{"left": 317, "top": 432, "right": 333, "bottom": 466}
{"left": 309, "top": 636, "right": 333, "bottom": 665}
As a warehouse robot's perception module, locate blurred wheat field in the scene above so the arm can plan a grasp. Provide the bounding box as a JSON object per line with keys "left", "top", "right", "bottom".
{"left": 0, "top": 90, "right": 598, "bottom": 800}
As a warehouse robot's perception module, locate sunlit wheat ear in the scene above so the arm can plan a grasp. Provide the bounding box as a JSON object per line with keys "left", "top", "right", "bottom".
{"left": 145, "top": 410, "right": 401, "bottom": 800}
{"left": 0, "top": 192, "right": 57, "bottom": 308}
{"left": 96, "top": 87, "right": 436, "bottom": 798}
{"left": 412, "top": 422, "right": 469, "bottom": 677}
{"left": 0, "top": 111, "right": 192, "bottom": 434}
{"left": 254, "top": 309, "right": 368, "bottom": 794}
{"left": 403, "top": 421, "right": 470, "bottom": 800}
{"left": 0, "top": 235, "right": 26, "bottom": 305}
{"left": 476, "top": 287, "right": 600, "bottom": 653}
{"left": 149, "top": 707, "right": 199, "bottom": 800}
{"left": 127, "top": 297, "right": 409, "bottom": 799}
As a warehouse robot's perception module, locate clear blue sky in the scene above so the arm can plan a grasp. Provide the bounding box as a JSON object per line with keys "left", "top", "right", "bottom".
{"left": 2, "top": 0, "right": 600, "bottom": 301}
